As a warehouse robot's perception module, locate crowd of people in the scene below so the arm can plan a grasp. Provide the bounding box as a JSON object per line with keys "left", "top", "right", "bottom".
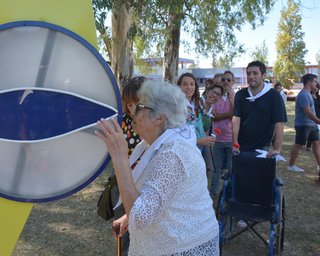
{"left": 96, "top": 60, "right": 319, "bottom": 255}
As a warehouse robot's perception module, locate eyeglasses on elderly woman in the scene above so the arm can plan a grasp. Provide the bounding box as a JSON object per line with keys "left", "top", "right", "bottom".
{"left": 135, "top": 103, "right": 154, "bottom": 115}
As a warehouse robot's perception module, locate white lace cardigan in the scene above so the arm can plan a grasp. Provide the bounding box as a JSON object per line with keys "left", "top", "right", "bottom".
{"left": 128, "top": 139, "right": 219, "bottom": 256}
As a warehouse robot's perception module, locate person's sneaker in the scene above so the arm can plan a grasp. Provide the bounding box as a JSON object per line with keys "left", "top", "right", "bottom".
{"left": 237, "top": 220, "right": 247, "bottom": 228}
{"left": 287, "top": 165, "right": 304, "bottom": 172}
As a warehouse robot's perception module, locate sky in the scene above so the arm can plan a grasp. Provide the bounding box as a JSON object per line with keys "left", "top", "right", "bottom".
{"left": 180, "top": 0, "right": 320, "bottom": 68}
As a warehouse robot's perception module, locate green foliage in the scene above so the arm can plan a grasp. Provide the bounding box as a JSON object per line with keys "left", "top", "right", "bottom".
{"left": 273, "top": 0, "right": 307, "bottom": 88}
{"left": 132, "top": 0, "right": 274, "bottom": 63}
{"left": 250, "top": 40, "right": 269, "bottom": 66}
{"left": 92, "top": 0, "right": 113, "bottom": 59}
{"left": 213, "top": 55, "right": 234, "bottom": 69}
{"left": 188, "top": 62, "right": 199, "bottom": 69}
{"left": 134, "top": 60, "right": 157, "bottom": 76}
{"left": 134, "top": 36, "right": 159, "bottom": 75}
{"left": 93, "top": 0, "right": 276, "bottom": 79}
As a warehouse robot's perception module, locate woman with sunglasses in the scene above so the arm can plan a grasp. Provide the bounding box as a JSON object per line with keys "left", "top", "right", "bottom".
{"left": 97, "top": 80, "right": 219, "bottom": 255}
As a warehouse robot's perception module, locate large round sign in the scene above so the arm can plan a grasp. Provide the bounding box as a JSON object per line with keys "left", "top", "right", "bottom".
{"left": 0, "top": 21, "right": 122, "bottom": 202}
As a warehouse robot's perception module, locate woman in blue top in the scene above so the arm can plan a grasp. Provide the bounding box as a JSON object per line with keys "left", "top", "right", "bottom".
{"left": 177, "top": 73, "right": 215, "bottom": 150}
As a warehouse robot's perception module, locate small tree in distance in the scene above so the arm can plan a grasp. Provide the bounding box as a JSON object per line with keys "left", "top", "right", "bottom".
{"left": 273, "top": 0, "right": 307, "bottom": 89}
{"left": 250, "top": 40, "right": 269, "bottom": 66}
{"left": 212, "top": 55, "right": 234, "bottom": 69}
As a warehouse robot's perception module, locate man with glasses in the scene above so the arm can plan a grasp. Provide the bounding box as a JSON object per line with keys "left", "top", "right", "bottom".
{"left": 221, "top": 71, "right": 236, "bottom": 97}
{"left": 209, "top": 72, "right": 235, "bottom": 202}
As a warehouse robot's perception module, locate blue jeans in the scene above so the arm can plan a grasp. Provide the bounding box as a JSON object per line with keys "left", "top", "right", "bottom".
{"left": 210, "top": 141, "right": 233, "bottom": 196}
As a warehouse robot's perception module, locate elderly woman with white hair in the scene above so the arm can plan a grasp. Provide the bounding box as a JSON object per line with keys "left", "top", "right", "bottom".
{"left": 96, "top": 80, "right": 219, "bottom": 256}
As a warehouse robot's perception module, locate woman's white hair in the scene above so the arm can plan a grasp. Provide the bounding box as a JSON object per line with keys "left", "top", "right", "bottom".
{"left": 139, "top": 80, "right": 188, "bottom": 129}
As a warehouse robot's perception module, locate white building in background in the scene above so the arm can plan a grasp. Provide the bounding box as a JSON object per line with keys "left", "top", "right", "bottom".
{"left": 134, "top": 57, "right": 195, "bottom": 80}
{"left": 191, "top": 67, "right": 247, "bottom": 89}
{"left": 134, "top": 58, "right": 319, "bottom": 90}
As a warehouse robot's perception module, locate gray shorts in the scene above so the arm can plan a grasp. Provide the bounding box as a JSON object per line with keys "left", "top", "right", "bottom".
{"left": 295, "top": 125, "right": 320, "bottom": 145}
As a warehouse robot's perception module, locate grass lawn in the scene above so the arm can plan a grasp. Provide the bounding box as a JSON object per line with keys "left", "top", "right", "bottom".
{"left": 222, "top": 100, "right": 320, "bottom": 256}
{"left": 13, "top": 101, "right": 320, "bottom": 256}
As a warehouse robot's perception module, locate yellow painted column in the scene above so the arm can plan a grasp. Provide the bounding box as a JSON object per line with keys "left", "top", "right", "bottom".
{"left": 0, "top": 201, "right": 33, "bottom": 255}
{"left": 0, "top": 1, "right": 98, "bottom": 254}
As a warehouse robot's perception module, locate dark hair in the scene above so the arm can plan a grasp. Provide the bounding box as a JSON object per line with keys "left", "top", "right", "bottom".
{"left": 301, "top": 73, "right": 318, "bottom": 85}
{"left": 205, "top": 78, "right": 214, "bottom": 86}
{"left": 121, "top": 76, "right": 146, "bottom": 115}
{"left": 315, "top": 82, "right": 320, "bottom": 99}
{"left": 247, "top": 61, "right": 267, "bottom": 75}
{"left": 274, "top": 81, "right": 282, "bottom": 89}
{"left": 213, "top": 73, "right": 223, "bottom": 79}
{"left": 177, "top": 73, "right": 201, "bottom": 114}
{"left": 223, "top": 70, "right": 235, "bottom": 81}
{"left": 203, "top": 78, "right": 214, "bottom": 96}
{"left": 208, "top": 83, "right": 225, "bottom": 95}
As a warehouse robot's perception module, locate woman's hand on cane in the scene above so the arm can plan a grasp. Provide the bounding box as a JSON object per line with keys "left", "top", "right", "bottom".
{"left": 112, "top": 214, "right": 128, "bottom": 237}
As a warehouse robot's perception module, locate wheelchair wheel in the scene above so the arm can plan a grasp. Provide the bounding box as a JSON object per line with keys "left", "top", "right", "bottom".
{"left": 217, "top": 190, "right": 234, "bottom": 247}
{"left": 275, "top": 192, "right": 285, "bottom": 255}
{"left": 280, "top": 195, "right": 285, "bottom": 251}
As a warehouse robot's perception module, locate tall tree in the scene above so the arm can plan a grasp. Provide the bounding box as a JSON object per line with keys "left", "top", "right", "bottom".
{"left": 250, "top": 40, "right": 269, "bottom": 66}
{"left": 92, "top": 0, "right": 113, "bottom": 60}
{"left": 111, "top": 1, "right": 134, "bottom": 84}
{"left": 94, "top": 0, "right": 275, "bottom": 83}
{"left": 273, "top": 0, "right": 307, "bottom": 88}
{"left": 134, "top": 0, "right": 275, "bottom": 83}
{"left": 93, "top": 0, "right": 134, "bottom": 85}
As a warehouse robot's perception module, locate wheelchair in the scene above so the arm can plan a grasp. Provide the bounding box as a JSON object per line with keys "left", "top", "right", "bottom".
{"left": 217, "top": 153, "right": 285, "bottom": 256}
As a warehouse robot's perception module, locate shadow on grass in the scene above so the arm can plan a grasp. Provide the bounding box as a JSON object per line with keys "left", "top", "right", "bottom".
{"left": 13, "top": 164, "right": 117, "bottom": 256}
{"left": 222, "top": 101, "right": 320, "bottom": 256}
{"left": 14, "top": 102, "right": 320, "bottom": 256}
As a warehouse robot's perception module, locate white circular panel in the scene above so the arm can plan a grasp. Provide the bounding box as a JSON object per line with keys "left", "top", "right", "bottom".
{"left": 0, "top": 21, "right": 121, "bottom": 202}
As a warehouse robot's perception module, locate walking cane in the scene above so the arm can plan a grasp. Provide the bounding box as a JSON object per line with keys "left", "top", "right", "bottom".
{"left": 113, "top": 225, "right": 121, "bottom": 256}
{"left": 117, "top": 235, "right": 121, "bottom": 256}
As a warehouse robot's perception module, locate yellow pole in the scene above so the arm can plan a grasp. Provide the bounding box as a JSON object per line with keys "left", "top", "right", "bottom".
{"left": 0, "top": 200, "right": 33, "bottom": 255}
{"left": 0, "top": 1, "right": 98, "bottom": 254}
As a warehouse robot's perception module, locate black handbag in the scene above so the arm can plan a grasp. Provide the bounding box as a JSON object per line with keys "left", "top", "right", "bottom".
{"left": 97, "top": 174, "right": 117, "bottom": 220}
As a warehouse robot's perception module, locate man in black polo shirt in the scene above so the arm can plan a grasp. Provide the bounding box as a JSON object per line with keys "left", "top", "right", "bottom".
{"left": 232, "top": 61, "right": 287, "bottom": 157}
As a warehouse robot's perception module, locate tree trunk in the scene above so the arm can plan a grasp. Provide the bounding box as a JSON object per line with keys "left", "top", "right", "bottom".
{"left": 112, "top": 1, "right": 134, "bottom": 86}
{"left": 98, "top": 27, "right": 112, "bottom": 61}
{"left": 163, "top": 11, "right": 182, "bottom": 84}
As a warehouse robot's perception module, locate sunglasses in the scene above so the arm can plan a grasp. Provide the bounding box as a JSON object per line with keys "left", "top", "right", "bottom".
{"left": 135, "top": 103, "right": 154, "bottom": 115}
{"left": 221, "top": 77, "right": 232, "bottom": 82}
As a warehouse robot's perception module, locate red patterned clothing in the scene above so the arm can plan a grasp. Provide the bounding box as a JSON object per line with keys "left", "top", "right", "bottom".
{"left": 122, "top": 114, "right": 141, "bottom": 156}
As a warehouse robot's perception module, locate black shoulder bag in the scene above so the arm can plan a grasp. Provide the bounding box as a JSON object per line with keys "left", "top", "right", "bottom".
{"left": 97, "top": 174, "right": 117, "bottom": 220}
